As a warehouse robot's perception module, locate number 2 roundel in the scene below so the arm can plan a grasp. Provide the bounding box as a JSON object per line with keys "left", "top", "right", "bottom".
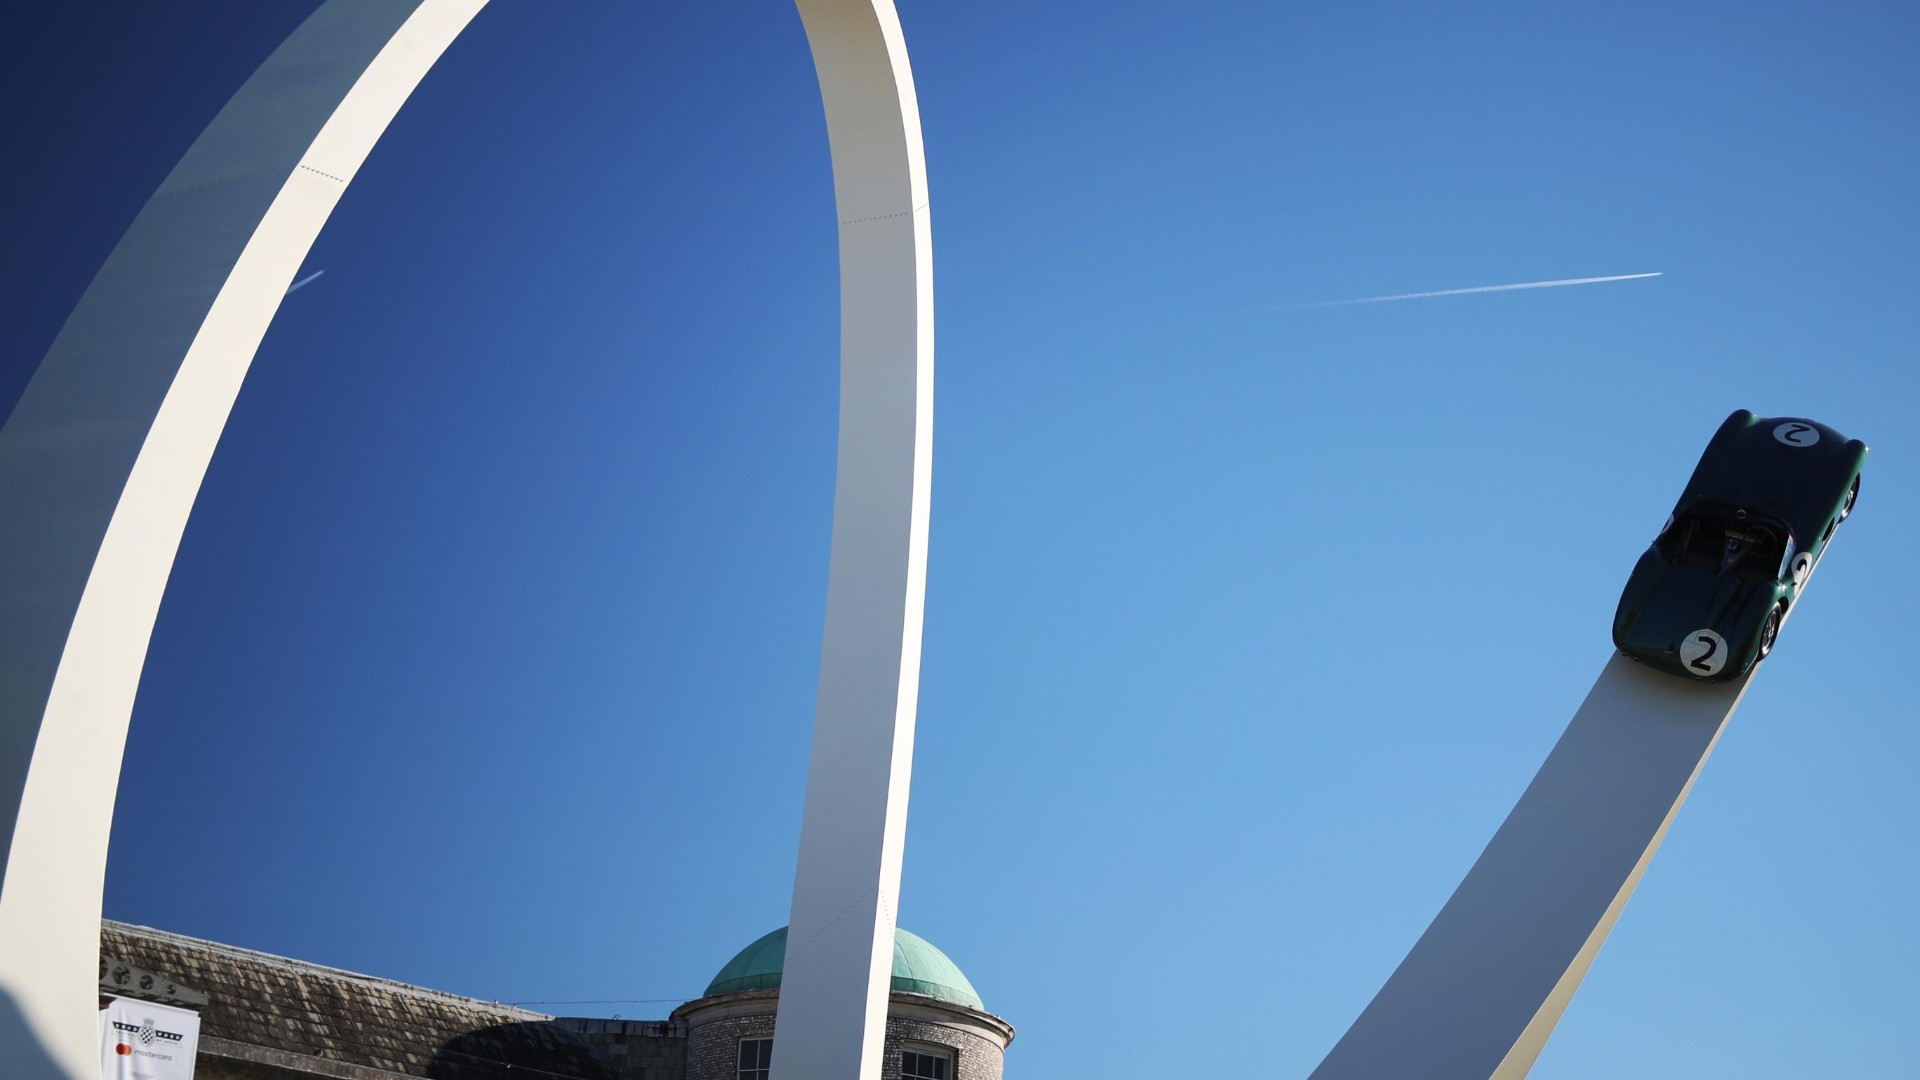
{"left": 1679, "top": 629, "right": 1728, "bottom": 676}
{"left": 1773, "top": 421, "right": 1819, "bottom": 447}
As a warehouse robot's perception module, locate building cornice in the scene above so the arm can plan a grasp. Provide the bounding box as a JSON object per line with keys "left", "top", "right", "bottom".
{"left": 671, "top": 989, "right": 1014, "bottom": 1048}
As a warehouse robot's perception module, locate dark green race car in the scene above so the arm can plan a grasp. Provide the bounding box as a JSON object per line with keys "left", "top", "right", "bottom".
{"left": 1613, "top": 410, "right": 1865, "bottom": 682}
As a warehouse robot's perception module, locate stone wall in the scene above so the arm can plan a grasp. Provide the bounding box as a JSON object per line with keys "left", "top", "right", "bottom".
{"left": 882, "top": 1013, "right": 1003, "bottom": 1080}
{"left": 683, "top": 1008, "right": 776, "bottom": 1080}
{"left": 678, "top": 992, "right": 1005, "bottom": 1080}
{"left": 553, "top": 1017, "right": 686, "bottom": 1080}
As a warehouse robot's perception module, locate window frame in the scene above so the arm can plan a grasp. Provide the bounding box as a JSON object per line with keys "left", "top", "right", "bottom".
{"left": 736, "top": 1035, "right": 773, "bottom": 1080}
{"left": 899, "top": 1041, "right": 955, "bottom": 1080}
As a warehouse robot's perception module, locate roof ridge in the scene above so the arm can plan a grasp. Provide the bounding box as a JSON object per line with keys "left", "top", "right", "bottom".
{"left": 102, "top": 919, "right": 554, "bottom": 1021}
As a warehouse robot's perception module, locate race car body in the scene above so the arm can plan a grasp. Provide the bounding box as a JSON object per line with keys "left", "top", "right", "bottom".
{"left": 1613, "top": 410, "right": 1865, "bottom": 682}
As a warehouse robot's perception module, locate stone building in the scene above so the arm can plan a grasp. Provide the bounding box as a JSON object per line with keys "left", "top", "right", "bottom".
{"left": 99, "top": 919, "right": 1011, "bottom": 1080}
{"left": 676, "top": 927, "right": 1013, "bottom": 1080}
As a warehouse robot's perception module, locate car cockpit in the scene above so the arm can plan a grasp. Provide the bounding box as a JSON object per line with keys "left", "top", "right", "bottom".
{"left": 1660, "top": 503, "right": 1794, "bottom": 583}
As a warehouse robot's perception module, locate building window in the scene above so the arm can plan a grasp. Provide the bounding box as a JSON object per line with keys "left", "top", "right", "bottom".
{"left": 738, "top": 1036, "right": 772, "bottom": 1080}
{"left": 901, "top": 1045, "right": 952, "bottom": 1080}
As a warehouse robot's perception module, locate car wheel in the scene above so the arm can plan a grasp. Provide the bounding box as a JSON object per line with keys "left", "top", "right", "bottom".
{"left": 1839, "top": 475, "right": 1859, "bottom": 522}
{"left": 1756, "top": 604, "right": 1783, "bottom": 662}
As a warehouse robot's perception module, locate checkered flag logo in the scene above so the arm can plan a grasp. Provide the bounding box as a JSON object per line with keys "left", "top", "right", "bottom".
{"left": 138, "top": 1019, "right": 157, "bottom": 1045}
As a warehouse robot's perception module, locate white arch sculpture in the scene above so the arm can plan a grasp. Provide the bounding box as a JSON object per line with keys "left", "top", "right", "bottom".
{"left": 0, "top": 3, "right": 932, "bottom": 1078}
{"left": 1312, "top": 661, "right": 1756, "bottom": 1077}
{"left": 1312, "top": 563, "right": 1844, "bottom": 1077}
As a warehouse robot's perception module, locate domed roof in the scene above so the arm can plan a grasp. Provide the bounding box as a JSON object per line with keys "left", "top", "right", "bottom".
{"left": 703, "top": 927, "right": 984, "bottom": 1012}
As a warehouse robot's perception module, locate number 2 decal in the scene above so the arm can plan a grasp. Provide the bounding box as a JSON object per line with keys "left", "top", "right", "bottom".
{"left": 1773, "top": 421, "right": 1819, "bottom": 447}
{"left": 1690, "top": 635, "right": 1717, "bottom": 669}
{"left": 1679, "top": 629, "right": 1728, "bottom": 675}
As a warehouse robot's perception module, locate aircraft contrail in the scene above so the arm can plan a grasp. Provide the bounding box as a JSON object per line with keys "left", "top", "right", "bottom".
{"left": 286, "top": 269, "right": 327, "bottom": 295}
{"left": 1294, "top": 271, "right": 1661, "bottom": 308}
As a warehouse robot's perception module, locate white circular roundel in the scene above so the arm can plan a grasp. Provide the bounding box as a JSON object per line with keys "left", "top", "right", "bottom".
{"left": 1773, "top": 421, "right": 1819, "bottom": 447}
{"left": 1791, "top": 551, "right": 1813, "bottom": 586}
{"left": 1678, "top": 629, "right": 1729, "bottom": 676}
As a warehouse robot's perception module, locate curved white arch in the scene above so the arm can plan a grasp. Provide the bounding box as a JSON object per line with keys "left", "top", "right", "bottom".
{"left": 0, "top": 3, "right": 933, "bottom": 1078}
{"left": 775, "top": 3, "right": 933, "bottom": 1078}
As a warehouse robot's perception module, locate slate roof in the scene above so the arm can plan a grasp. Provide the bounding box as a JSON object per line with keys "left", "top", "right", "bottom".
{"left": 101, "top": 921, "right": 621, "bottom": 1080}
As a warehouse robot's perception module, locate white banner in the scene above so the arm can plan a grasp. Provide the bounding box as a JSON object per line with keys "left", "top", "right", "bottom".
{"left": 100, "top": 996, "right": 199, "bottom": 1080}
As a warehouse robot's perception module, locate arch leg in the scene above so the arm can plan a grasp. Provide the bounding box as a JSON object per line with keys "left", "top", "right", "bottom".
{"left": 0, "top": 3, "right": 528, "bottom": 1074}
{"left": 774, "top": 3, "right": 934, "bottom": 1078}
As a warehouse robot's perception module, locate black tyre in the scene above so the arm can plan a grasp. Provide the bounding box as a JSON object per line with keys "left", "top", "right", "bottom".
{"left": 1756, "top": 604, "right": 1784, "bottom": 663}
{"left": 1839, "top": 475, "right": 1859, "bottom": 522}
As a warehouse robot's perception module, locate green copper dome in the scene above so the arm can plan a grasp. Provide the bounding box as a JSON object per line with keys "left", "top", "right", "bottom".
{"left": 703, "top": 927, "right": 985, "bottom": 1011}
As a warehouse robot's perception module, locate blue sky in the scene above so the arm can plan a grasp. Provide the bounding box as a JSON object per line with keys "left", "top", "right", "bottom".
{"left": 5, "top": 2, "right": 1917, "bottom": 1076}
